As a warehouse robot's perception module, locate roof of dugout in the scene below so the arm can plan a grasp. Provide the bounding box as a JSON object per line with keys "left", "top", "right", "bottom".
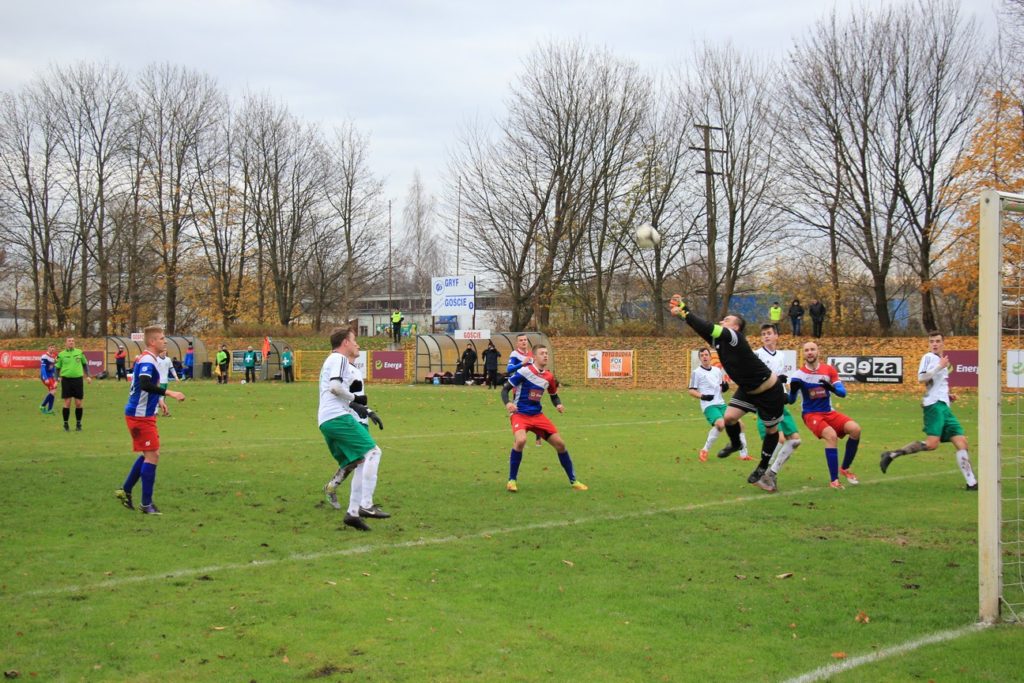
{"left": 414, "top": 332, "right": 551, "bottom": 382}
{"left": 104, "top": 335, "right": 206, "bottom": 376}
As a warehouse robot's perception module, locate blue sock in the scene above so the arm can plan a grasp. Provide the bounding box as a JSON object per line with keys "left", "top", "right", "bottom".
{"left": 842, "top": 439, "right": 860, "bottom": 469}
{"left": 825, "top": 448, "right": 839, "bottom": 482}
{"left": 40, "top": 395, "right": 48, "bottom": 409}
{"left": 557, "top": 451, "right": 576, "bottom": 482}
{"left": 140, "top": 462, "right": 157, "bottom": 506}
{"left": 46, "top": 394, "right": 54, "bottom": 410}
{"left": 509, "top": 449, "right": 523, "bottom": 481}
{"left": 122, "top": 455, "right": 144, "bottom": 492}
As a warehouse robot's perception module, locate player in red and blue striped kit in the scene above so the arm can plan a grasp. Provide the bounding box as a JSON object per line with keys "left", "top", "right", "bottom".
{"left": 788, "top": 340, "right": 862, "bottom": 489}
{"left": 39, "top": 344, "right": 57, "bottom": 415}
{"left": 115, "top": 325, "right": 186, "bottom": 514}
{"left": 501, "top": 343, "right": 587, "bottom": 493}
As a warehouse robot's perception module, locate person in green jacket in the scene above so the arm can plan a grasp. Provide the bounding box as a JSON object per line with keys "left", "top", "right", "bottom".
{"left": 55, "top": 336, "right": 92, "bottom": 432}
{"left": 243, "top": 346, "right": 257, "bottom": 383}
{"left": 282, "top": 345, "right": 295, "bottom": 383}
{"left": 216, "top": 345, "right": 230, "bottom": 384}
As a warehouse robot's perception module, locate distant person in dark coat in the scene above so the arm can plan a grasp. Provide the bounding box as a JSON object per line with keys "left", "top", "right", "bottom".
{"left": 481, "top": 341, "right": 502, "bottom": 389}
{"left": 461, "top": 344, "right": 478, "bottom": 384}
{"left": 788, "top": 299, "right": 804, "bottom": 336}
{"left": 809, "top": 299, "right": 827, "bottom": 338}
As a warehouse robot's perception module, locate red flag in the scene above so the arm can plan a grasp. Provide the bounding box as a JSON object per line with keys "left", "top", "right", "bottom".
{"left": 262, "top": 336, "right": 271, "bottom": 361}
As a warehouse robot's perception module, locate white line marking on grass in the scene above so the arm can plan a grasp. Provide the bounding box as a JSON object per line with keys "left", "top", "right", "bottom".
{"left": 781, "top": 622, "right": 990, "bottom": 683}
{"left": 11, "top": 470, "right": 950, "bottom": 599}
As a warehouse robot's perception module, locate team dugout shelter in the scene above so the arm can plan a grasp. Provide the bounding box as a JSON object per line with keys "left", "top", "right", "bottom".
{"left": 415, "top": 332, "right": 551, "bottom": 384}
{"left": 105, "top": 336, "right": 207, "bottom": 378}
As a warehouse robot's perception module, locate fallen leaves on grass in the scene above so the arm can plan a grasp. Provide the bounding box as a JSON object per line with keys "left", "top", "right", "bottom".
{"left": 776, "top": 572, "right": 794, "bottom": 579}
{"left": 831, "top": 652, "right": 847, "bottom": 659}
{"left": 855, "top": 611, "right": 870, "bottom": 624}
{"left": 562, "top": 560, "right": 575, "bottom": 567}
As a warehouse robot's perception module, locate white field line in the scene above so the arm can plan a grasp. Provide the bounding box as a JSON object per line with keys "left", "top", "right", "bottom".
{"left": 0, "top": 418, "right": 690, "bottom": 462}
{"left": 12, "top": 469, "right": 952, "bottom": 600}
{"left": 782, "top": 622, "right": 990, "bottom": 683}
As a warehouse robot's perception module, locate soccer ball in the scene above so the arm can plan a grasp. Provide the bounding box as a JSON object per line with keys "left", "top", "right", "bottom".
{"left": 635, "top": 223, "right": 661, "bottom": 249}
{"left": 240, "top": 380, "right": 247, "bottom": 384}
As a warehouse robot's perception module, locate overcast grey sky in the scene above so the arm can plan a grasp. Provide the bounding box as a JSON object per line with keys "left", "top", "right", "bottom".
{"left": 0, "top": 0, "right": 1000, "bottom": 213}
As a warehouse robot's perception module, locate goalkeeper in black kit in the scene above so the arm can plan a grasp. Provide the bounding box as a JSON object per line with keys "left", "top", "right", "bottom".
{"left": 669, "top": 295, "right": 787, "bottom": 489}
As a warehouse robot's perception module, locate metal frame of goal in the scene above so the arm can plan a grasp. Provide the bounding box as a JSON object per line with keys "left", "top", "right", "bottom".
{"left": 978, "top": 189, "right": 1024, "bottom": 623}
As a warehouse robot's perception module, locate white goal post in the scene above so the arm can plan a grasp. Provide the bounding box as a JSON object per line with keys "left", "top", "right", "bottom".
{"left": 978, "top": 189, "right": 1024, "bottom": 623}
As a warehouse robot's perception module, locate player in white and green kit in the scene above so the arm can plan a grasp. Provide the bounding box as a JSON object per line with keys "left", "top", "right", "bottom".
{"left": 879, "top": 331, "right": 977, "bottom": 490}
{"left": 752, "top": 324, "right": 802, "bottom": 492}
{"left": 688, "top": 347, "right": 748, "bottom": 462}
{"left": 318, "top": 327, "right": 386, "bottom": 530}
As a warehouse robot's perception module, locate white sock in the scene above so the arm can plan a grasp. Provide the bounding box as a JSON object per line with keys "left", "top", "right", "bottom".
{"left": 703, "top": 426, "right": 720, "bottom": 452}
{"left": 739, "top": 432, "right": 749, "bottom": 456}
{"left": 347, "top": 463, "right": 365, "bottom": 516}
{"left": 956, "top": 449, "right": 977, "bottom": 486}
{"left": 770, "top": 437, "right": 801, "bottom": 474}
{"left": 359, "top": 447, "right": 382, "bottom": 508}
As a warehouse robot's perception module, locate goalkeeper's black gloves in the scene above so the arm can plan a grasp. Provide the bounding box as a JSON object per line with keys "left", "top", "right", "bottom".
{"left": 349, "top": 400, "right": 384, "bottom": 430}
{"left": 777, "top": 374, "right": 788, "bottom": 385}
{"left": 700, "top": 394, "right": 714, "bottom": 401}
{"left": 819, "top": 379, "right": 835, "bottom": 393}
{"left": 720, "top": 381, "right": 729, "bottom": 393}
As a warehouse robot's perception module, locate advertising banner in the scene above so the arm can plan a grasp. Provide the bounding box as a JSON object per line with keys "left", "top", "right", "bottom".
{"left": 826, "top": 356, "right": 904, "bottom": 383}
{"left": 1008, "top": 350, "right": 1024, "bottom": 388}
{"left": 587, "top": 350, "right": 633, "bottom": 379}
{"left": 945, "top": 350, "right": 979, "bottom": 388}
{"left": 0, "top": 350, "right": 104, "bottom": 373}
{"left": 353, "top": 350, "right": 367, "bottom": 375}
{"left": 371, "top": 350, "right": 406, "bottom": 380}
{"left": 431, "top": 276, "right": 476, "bottom": 316}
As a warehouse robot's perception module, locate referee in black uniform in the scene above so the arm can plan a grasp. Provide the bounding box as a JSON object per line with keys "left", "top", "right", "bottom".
{"left": 670, "top": 296, "right": 786, "bottom": 487}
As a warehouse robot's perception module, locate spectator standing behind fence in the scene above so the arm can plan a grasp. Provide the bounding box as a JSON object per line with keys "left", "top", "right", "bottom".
{"left": 769, "top": 302, "right": 783, "bottom": 326}
{"left": 809, "top": 299, "right": 827, "bottom": 338}
{"left": 391, "top": 310, "right": 403, "bottom": 344}
{"left": 243, "top": 346, "right": 257, "bottom": 383}
{"left": 282, "top": 345, "right": 295, "bottom": 383}
{"left": 788, "top": 299, "right": 804, "bottom": 336}
{"left": 183, "top": 343, "right": 194, "bottom": 380}
{"left": 461, "top": 344, "right": 478, "bottom": 384}
{"left": 115, "top": 345, "right": 129, "bottom": 381}
{"left": 216, "top": 344, "right": 230, "bottom": 384}
{"left": 482, "top": 341, "right": 502, "bottom": 389}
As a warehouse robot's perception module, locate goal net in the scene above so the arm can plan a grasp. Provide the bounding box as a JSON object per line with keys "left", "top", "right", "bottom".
{"left": 978, "top": 189, "right": 1024, "bottom": 623}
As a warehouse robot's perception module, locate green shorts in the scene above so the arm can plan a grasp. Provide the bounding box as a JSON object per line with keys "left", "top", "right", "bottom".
{"left": 319, "top": 414, "right": 376, "bottom": 468}
{"left": 703, "top": 404, "right": 727, "bottom": 426}
{"left": 923, "top": 402, "right": 964, "bottom": 442}
{"left": 757, "top": 406, "right": 798, "bottom": 438}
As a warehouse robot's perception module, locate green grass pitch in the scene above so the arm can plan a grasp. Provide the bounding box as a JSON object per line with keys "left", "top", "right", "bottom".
{"left": 0, "top": 379, "right": 1020, "bottom": 681}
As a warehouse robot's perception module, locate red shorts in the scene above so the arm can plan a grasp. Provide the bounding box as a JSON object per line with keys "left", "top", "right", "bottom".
{"left": 510, "top": 413, "right": 558, "bottom": 440}
{"left": 803, "top": 411, "right": 854, "bottom": 439}
{"left": 125, "top": 415, "right": 160, "bottom": 452}
{"left": 42, "top": 378, "right": 56, "bottom": 391}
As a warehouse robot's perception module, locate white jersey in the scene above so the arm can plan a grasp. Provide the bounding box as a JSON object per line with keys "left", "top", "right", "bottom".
{"left": 155, "top": 355, "right": 175, "bottom": 384}
{"left": 318, "top": 352, "right": 362, "bottom": 426}
{"left": 754, "top": 347, "right": 786, "bottom": 376}
{"left": 919, "top": 352, "right": 950, "bottom": 406}
{"left": 689, "top": 364, "right": 726, "bottom": 410}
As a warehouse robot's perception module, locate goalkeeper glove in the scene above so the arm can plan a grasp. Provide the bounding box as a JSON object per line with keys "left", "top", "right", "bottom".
{"left": 367, "top": 410, "right": 384, "bottom": 430}
{"left": 700, "top": 394, "right": 714, "bottom": 401}
{"left": 720, "top": 381, "right": 729, "bottom": 393}
{"left": 777, "top": 374, "right": 788, "bottom": 385}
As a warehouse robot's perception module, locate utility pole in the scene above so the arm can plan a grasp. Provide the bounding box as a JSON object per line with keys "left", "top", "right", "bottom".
{"left": 387, "top": 199, "right": 393, "bottom": 313}
{"left": 690, "top": 124, "right": 725, "bottom": 318}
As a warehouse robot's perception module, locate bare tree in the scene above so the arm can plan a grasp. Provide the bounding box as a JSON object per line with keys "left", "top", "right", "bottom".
{"left": 44, "top": 62, "right": 132, "bottom": 335}
{"left": 786, "top": 7, "right": 907, "bottom": 333}
{"left": 310, "top": 122, "right": 388, "bottom": 330}
{"left": 137, "top": 63, "right": 224, "bottom": 333}
{"left": 686, "top": 42, "right": 785, "bottom": 318}
{"left": 398, "top": 169, "right": 444, "bottom": 294}
{"left": 889, "top": 0, "right": 987, "bottom": 331}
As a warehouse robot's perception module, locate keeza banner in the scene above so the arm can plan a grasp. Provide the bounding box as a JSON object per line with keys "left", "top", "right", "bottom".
{"left": 826, "top": 356, "right": 904, "bottom": 384}
{"left": 371, "top": 350, "right": 406, "bottom": 380}
{"left": 431, "top": 276, "right": 476, "bottom": 316}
